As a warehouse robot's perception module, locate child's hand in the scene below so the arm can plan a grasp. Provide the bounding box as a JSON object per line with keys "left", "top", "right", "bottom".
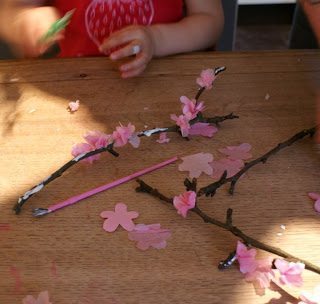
{"left": 13, "top": 6, "right": 61, "bottom": 57}
{"left": 100, "top": 25, "right": 155, "bottom": 78}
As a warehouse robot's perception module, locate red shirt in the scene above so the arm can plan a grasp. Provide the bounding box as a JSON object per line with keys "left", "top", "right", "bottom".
{"left": 52, "top": 0, "right": 184, "bottom": 57}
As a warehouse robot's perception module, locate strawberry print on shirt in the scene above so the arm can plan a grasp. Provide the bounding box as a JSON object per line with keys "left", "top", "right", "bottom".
{"left": 52, "top": 0, "right": 183, "bottom": 57}
{"left": 85, "top": 0, "right": 154, "bottom": 48}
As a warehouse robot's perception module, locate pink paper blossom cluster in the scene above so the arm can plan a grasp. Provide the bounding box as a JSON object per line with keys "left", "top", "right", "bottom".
{"left": 170, "top": 96, "right": 205, "bottom": 137}
{"left": 71, "top": 123, "right": 140, "bottom": 163}
{"left": 236, "top": 241, "right": 305, "bottom": 290}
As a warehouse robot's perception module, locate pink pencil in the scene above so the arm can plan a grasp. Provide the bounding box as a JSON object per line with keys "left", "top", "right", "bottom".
{"left": 33, "top": 156, "right": 178, "bottom": 216}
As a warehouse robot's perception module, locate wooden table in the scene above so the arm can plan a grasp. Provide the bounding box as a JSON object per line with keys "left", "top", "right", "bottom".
{"left": 0, "top": 50, "right": 320, "bottom": 303}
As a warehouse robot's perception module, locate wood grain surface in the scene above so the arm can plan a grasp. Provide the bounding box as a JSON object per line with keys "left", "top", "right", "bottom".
{"left": 0, "top": 50, "right": 320, "bottom": 303}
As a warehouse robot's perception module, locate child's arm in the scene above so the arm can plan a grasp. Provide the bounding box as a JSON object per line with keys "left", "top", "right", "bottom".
{"left": 0, "top": 1, "right": 60, "bottom": 57}
{"left": 100, "top": 0, "right": 224, "bottom": 78}
{"left": 299, "top": 0, "right": 320, "bottom": 46}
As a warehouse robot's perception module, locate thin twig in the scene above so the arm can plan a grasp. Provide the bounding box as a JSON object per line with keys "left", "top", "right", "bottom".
{"left": 135, "top": 179, "right": 320, "bottom": 274}
{"left": 198, "top": 126, "right": 316, "bottom": 197}
{"left": 13, "top": 144, "right": 119, "bottom": 214}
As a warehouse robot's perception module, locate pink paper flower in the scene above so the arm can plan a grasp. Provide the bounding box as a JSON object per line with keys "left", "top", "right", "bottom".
{"left": 236, "top": 242, "right": 274, "bottom": 289}
{"left": 180, "top": 96, "right": 205, "bottom": 119}
{"left": 170, "top": 114, "right": 191, "bottom": 137}
{"left": 179, "top": 152, "right": 213, "bottom": 178}
{"left": 68, "top": 100, "right": 80, "bottom": 112}
{"left": 100, "top": 203, "right": 139, "bottom": 232}
{"left": 211, "top": 158, "right": 244, "bottom": 179}
{"left": 236, "top": 241, "right": 257, "bottom": 274}
{"left": 218, "top": 143, "right": 252, "bottom": 161}
{"left": 128, "top": 223, "right": 171, "bottom": 250}
{"left": 22, "top": 291, "right": 52, "bottom": 304}
{"left": 299, "top": 285, "right": 320, "bottom": 304}
{"left": 275, "top": 259, "right": 305, "bottom": 287}
{"left": 245, "top": 257, "right": 275, "bottom": 289}
{"left": 308, "top": 192, "right": 320, "bottom": 213}
{"left": 189, "top": 123, "right": 218, "bottom": 138}
{"left": 156, "top": 132, "right": 170, "bottom": 144}
{"left": 84, "top": 130, "right": 112, "bottom": 149}
{"left": 112, "top": 123, "right": 137, "bottom": 147}
{"left": 196, "top": 69, "right": 216, "bottom": 90}
{"left": 71, "top": 130, "right": 112, "bottom": 163}
{"left": 173, "top": 191, "right": 196, "bottom": 218}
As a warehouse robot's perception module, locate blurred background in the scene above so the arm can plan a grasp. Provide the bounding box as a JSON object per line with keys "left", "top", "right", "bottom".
{"left": 0, "top": 0, "right": 317, "bottom": 59}
{"left": 218, "top": 0, "right": 317, "bottom": 51}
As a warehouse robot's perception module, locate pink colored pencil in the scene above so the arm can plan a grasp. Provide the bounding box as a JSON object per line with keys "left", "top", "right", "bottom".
{"left": 33, "top": 156, "right": 178, "bottom": 216}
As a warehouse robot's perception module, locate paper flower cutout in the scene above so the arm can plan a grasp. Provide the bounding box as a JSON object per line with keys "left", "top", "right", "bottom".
{"left": 308, "top": 192, "right": 320, "bottom": 213}
{"left": 196, "top": 68, "right": 216, "bottom": 90}
{"left": 170, "top": 114, "right": 191, "bottom": 137}
{"left": 189, "top": 123, "right": 218, "bottom": 138}
{"left": 112, "top": 123, "right": 139, "bottom": 148}
{"left": 218, "top": 143, "right": 252, "bottom": 160}
{"left": 100, "top": 203, "right": 139, "bottom": 232}
{"left": 179, "top": 152, "right": 213, "bottom": 178}
{"left": 128, "top": 224, "right": 171, "bottom": 250}
{"left": 245, "top": 257, "right": 274, "bottom": 289}
{"left": 156, "top": 132, "right": 170, "bottom": 144}
{"left": 236, "top": 242, "right": 274, "bottom": 289}
{"left": 275, "top": 259, "right": 305, "bottom": 287}
{"left": 180, "top": 96, "right": 204, "bottom": 120}
{"left": 299, "top": 285, "right": 320, "bottom": 304}
{"left": 22, "top": 291, "right": 52, "bottom": 304}
{"left": 173, "top": 191, "right": 196, "bottom": 218}
{"left": 68, "top": 100, "right": 80, "bottom": 112}
{"left": 71, "top": 130, "right": 112, "bottom": 163}
{"left": 236, "top": 241, "right": 257, "bottom": 274}
{"left": 210, "top": 158, "right": 244, "bottom": 179}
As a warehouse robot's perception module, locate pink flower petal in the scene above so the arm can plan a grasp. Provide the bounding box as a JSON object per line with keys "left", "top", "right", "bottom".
{"left": 210, "top": 158, "right": 244, "bottom": 179}
{"left": 236, "top": 241, "right": 257, "bottom": 274}
{"left": 308, "top": 192, "right": 320, "bottom": 200}
{"left": 100, "top": 203, "right": 139, "bottom": 232}
{"left": 128, "top": 133, "right": 141, "bottom": 148}
{"left": 196, "top": 69, "right": 216, "bottom": 90}
{"left": 22, "top": 291, "right": 52, "bottom": 304}
{"left": 180, "top": 96, "right": 205, "bottom": 119}
{"left": 170, "top": 114, "right": 191, "bottom": 137}
{"left": 275, "top": 259, "right": 305, "bottom": 287}
{"left": 84, "top": 130, "right": 112, "bottom": 149}
{"left": 179, "top": 152, "right": 214, "bottom": 178}
{"left": 156, "top": 132, "right": 170, "bottom": 144}
{"left": 299, "top": 285, "right": 320, "bottom": 304}
{"left": 189, "top": 123, "right": 218, "bottom": 138}
{"left": 218, "top": 143, "right": 252, "bottom": 160}
{"left": 307, "top": 193, "right": 320, "bottom": 213}
{"left": 68, "top": 100, "right": 80, "bottom": 112}
{"left": 173, "top": 191, "right": 196, "bottom": 218}
{"left": 128, "top": 223, "right": 171, "bottom": 251}
{"left": 112, "top": 123, "right": 136, "bottom": 147}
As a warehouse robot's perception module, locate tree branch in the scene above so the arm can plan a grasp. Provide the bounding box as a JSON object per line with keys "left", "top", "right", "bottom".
{"left": 198, "top": 126, "right": 316, "bottom": 197}
{"left": 135, "top": 179, "right": 320, "bottom": 274}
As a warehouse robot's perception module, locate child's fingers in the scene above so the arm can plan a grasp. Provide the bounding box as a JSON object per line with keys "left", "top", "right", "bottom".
{"left": 100, "top": 28, "right": 137, "bottom": 53}
{"left": 121, "top": 64, "right": 147, "bottom": 79}
{"left": 109, "top": 40, "right": 141, "bottom": 60}
{"left": 119, "top": 53, "right": 148, "bottom": 73}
